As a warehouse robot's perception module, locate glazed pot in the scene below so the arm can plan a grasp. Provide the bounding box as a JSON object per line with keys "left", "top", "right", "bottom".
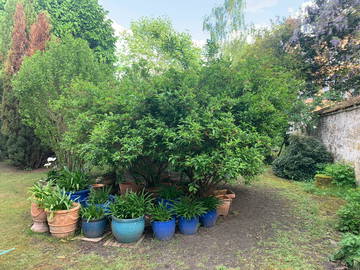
{"left": 200, "top": 209, "right": 218, "bottom": 228}
{"left": 119, "top": 182, "right": 139, "bottom": 195}
{"left": 46, "top": 203, "right": 80, "bottom": 238}
{"left": 178, "top": 216, "right": 199, "bottom": 235}
{"left": 216, "top": 195, "right": 232, "bottom": 216}
{"left": 66, "top": 189, "right": 90, "bottom": 205}
{"left": 111, "top": 216, "right": 145, "bottom": 243}
{"left": 151, "top": 218, "right": 176, "bottom": 241}
{"left": 30, "top": 203, "right": 49, "bottom": 233}
{"left": 82, "top": 217, "right": 107, "bottom": 238}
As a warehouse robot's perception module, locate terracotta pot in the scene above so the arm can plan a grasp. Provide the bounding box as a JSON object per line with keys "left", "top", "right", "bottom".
{"left": 213, "top": 189, "right": 236, "bottom": 199}
{"left": 46, "top": 203, "right": 80, "bottom": 238}
{"left": 119, "top": 182, "right": 139, "bottom": 195}
{"left": 91, "top": 183, "right": 105, "bottom": 190}
{"left": 31, "top": 203, "right": 49, "bottom": 233}
{"left": 216, "top": 195, "right": 232, "bottom": 216}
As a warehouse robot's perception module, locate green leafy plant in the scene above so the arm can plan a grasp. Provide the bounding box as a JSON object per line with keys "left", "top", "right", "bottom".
{"left": 200, "top": 196, "right": 221, "bottom": 212}
{"left": 332, "top": 233, "right": 360, "bottom": 269}
{"left": 42, "top": 186, "right": 74, "bottom": 212}
{"left": 28, "top": 181, "right": 54, "bottom": 208}
{"left": 109, "top": 191, "right": 153, "bottom": 219}
{"left": 173, "top": 196, "right": 207, "bottom": 219}
{"left": 56, "top": 167, "right": 89, "bottom": 192}
{"left": 272, "top": 135, "right": 333, "bottom": 181}
{"left": 337, "top": 190, "right": 360, "bottom": 234}
{"left": 88, "top": 187, "right": 111, "bottom": 205}
{"left": 149, "top": 203, "right": 174, "bottom": 222}
{"left": 158, "top": 186, "right": 184, "bottom": 200}
{"left": 319, "top": 163, "right": 356, "bottom": 187}
{"left": 81, "top": 205, "right": 105, "bottom": 222}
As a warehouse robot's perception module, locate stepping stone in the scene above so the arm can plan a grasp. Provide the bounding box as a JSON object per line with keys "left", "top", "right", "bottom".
{"left": 75, "top": 232, "right": 111, "bottom": 243}
{"left": 103, "top": 235, "right": 145, "bottom": 248}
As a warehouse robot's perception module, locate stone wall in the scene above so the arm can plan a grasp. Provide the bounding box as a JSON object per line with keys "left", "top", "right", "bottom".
{"left": 314, "top": 105, "right": 360, "bottom": 185}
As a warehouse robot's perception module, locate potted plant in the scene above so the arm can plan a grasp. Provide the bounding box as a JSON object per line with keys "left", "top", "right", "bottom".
{"left": 150, "top": 203, "right": 175, "bottom": 241}
{"left": 213, "top": 189, "right": 236, "bottom": 199}
{"left": 118, "top": 178, "right": 140, "bottom": 195}
{"left": 199, "top": 196, "right": 221, "bottom": 228}
{"left": 173, "top": 197, "right": 206, "bottom": 235}
{"left": 81, "top": 205, "right": 107, "bottom": 238}
{"left": 109, "top": 191, "right": 153, "bottom": 243}
{"left": 43, "top": 186, "right": 80, "bottom": 238}
{"left": 157, "top": 185, "right": 184, "bottom": 209}
{"left": 56, "top": 167, "right": 90, "bottom": 205}
{"left": 216, "top": 195, "right": 232, "bottom": 216}
{"left": 85, "top": 187, "right": 113, "bottom": 213}
{"left": 28, "top": 181, "right": 53, "bottom": 233}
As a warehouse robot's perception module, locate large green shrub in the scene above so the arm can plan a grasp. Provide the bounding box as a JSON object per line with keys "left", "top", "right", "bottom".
{"left": 272, "top": 135, "right": 333, "bottom": 181}
{"left": 332, "top": 233, "right": 360, "bottom": 269}
{"left": 319, "top": 163, "right": 357, "bottom": 187}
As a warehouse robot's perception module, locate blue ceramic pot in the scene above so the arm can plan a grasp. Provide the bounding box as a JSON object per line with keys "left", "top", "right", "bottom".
{"left": 66, "top": 189, "right": 90, "bottom": 205}
{"left": 82, "top": 218, "right": 107, "bottom": 238}
{"left": 111, "top": 216, "right": 145, "bottom": 243}
{"left": 84, "top": 195, "right": 114, "bottom": 214}
{"left": 178, "top": 216, "right": 199, "bottom": 235}
{"left": 157, "top": 198, "right": 176, "bottom": 209}
{"left": 152, "top": 218, "right": 176, "bottom": 241}
{"left": 199, "top": 210, "right": 218, "bottom": 228}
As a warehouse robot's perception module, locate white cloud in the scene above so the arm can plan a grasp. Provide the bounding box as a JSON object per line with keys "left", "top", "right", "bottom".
{"left": 288, "top": 0, "right": 315, "bottom": 19}
{"left": 112, "top": 20, "right": 128, "bottom": 37}
{"left": 192, "top": 39, "right": 207, "bottom": 48}
{"left": 246, "top": 0, "right": 279, "bottom": 13}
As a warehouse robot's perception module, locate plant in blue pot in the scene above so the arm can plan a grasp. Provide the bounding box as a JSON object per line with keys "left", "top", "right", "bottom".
{"left": 150, "top": 203, "right": 175, "bottom": 241}
{"left": 81, "top": 205, "right": 107, "bottom": 238}
{"left": 173, "top": 196, "right": 207, "bottom": 235}
{"left": 109, "top": 191, "right": 153, "bottom": 243}
{"left": 157, "top": 186, "right": 184, "bottom": 210}
{"left": 55, "top": 167, "right": 90, "bottom": 205}
{"left": 85, "top": 187, "right": 113, "bottom": 214}
{"left": 199, "top": 196, "right": 221, "bottom": 228}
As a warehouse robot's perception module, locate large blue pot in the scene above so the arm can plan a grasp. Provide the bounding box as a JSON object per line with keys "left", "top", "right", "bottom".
{"left": 82, "top": 218, "right": 107, "bottom": 238}
{"left": 200, "top": 210, "right": 218, "bottom": 228}
{"left": 111, "top": 216, "right": 145, "bottom": 243}
{"left": 66, "top": 189, "right": 90, "bottom": 205}
{"left": 178, "top": 216, "right": 199, "bottom": 235}
{"left": 152, "top": 218, "right": 176, "bottom": 241}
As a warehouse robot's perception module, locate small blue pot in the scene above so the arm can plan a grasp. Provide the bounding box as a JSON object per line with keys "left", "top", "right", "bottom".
{"left": 111, "top": 216, "right": 145, "bottom": 243}
{"left": 152, "top": 218, "right": 176, "bottom": 241}
{"left": 82, "top": 218, "right": 107, "bottom": 238}
{"left": 66, "top": 189, "right": 90, "bottom": 205}
{"left": 200, "top": 210, "right": 218, "bottom": 228}
{"left": 84, "top": 196, "right": 114, "bottom": 214}
{"left": 178, "top": 216, "right": 199, "bottom": 235}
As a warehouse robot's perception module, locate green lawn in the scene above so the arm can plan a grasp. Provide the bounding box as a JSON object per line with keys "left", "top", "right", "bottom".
{"left": 0, "top": 163, "right": 346, "bottom": 270}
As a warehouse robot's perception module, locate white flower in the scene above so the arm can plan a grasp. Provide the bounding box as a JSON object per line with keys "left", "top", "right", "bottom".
{"left": 44, "top": 163, "right": 51, "bottom": 168}
{"left": 47, "top": 157, "right": 57, "bottom": 162}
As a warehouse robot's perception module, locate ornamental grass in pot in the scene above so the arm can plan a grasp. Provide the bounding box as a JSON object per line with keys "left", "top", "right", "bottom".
{"left": 150, "top": 203, "right": 175, "bottom": 241}
{"left": 109, "top": 191, "right": 153, "bottom": 243}
{"left": 28, "top": 181, "right": 53, "bottom": 233}
{"left": 199, "top": 196, "right": 221, "bottom": 228}
{"left": 43, "top": 187, "right": 80, "bottom": 238}
{"left": 173, "top": 197, "right": 207, "bottom": 235}
{"left": 157, "top": 185, "right": 184, "bottom": 209}
{"left": 85, "top": 187, "right": 113, "bottom": 214}
{"left": 81, "top": 205, "right": 106, "bottom": 238}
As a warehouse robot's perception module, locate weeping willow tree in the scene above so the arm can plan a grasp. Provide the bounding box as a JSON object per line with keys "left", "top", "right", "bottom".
{"left": 203, "top": 0, "right": 246, "bottom": 44}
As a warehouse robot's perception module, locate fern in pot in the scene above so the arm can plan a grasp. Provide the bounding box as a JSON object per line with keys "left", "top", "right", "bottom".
{"left": 42, "top": 186, "right": 80, "bottom": 238}
{"left": 81, "top": 205, "right": 106, "bottom": 238}
{"left": 109, "top": 191, "right": 153, "bottom": 243}
{"left": 173, "top": 196, "right": 207, "bottom": 235}
{"left": 28, "top": 181, "right": 53, "bottom": 233}
{"left": 199, "top": 196, "right": 221, "bottom": 228}
{"left": 150, "top": 203, "right": 175, "bottom": 241}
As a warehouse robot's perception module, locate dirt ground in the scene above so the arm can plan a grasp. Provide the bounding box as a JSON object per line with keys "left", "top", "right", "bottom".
{"left": 0, "top": 163, "right": 344, "bottom": 270}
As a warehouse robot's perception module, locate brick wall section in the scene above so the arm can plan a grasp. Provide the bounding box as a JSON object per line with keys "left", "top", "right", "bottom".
{"left": 314, "top": 104, "right": 360, "bottom": 185}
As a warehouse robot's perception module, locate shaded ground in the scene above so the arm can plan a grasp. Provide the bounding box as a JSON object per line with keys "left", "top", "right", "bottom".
{"left": 0, "top": 163, "right": 345, "bottom": 270}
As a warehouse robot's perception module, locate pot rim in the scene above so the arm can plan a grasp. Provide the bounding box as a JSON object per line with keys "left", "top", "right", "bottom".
{"left": 178, "top": 216, "right": 199, "bottom": 221}
{"left": 46, "top": 202, "right": 80, "bottom": 214}
{"left": 151, "top": 218, "right": 175, "bottom": 224}
{"left": 82, "top": 217, "right": 106, "bottom": 223}
{"left": 112, "top": 215, "right": 144, "bottom": 223}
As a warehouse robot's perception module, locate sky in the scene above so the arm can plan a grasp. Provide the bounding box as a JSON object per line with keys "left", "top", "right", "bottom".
{"left": 99, "top": 0, "right": 309, "bottom": 43}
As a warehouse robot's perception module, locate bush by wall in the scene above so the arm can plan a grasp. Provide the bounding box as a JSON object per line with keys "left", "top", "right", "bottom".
{"left": 319, "top": 163, "right": 357, "bottom": 187}
{"left": 272, "top": 135, "right": 333, "bottom": 181}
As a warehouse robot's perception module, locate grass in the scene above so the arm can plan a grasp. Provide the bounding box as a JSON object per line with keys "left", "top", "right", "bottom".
{"left": 0, "top": 163, "right": 349, "bottom": 269}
